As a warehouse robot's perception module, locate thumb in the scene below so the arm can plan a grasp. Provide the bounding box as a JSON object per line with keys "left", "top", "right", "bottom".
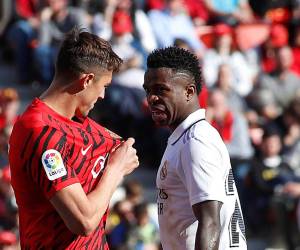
{"left": 125, "top": 137, "right": 135, "bottom": 147}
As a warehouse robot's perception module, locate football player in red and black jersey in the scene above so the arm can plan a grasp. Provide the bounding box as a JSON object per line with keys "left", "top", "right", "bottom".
{"left": 8, "top": 28, "right": 139, "bottom": 249}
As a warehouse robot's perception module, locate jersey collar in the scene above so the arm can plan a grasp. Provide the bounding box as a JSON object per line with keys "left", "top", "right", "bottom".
{"left": 168, "top": 109, "right": 205, "bottom": 145}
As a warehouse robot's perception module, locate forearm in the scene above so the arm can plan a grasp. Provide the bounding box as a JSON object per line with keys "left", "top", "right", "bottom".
{"left": 195, "top": 222, "right": 220, "bottom": 250}
{"left": 51, "top": 138, "right": 138, "bottom": 236}
{"left": 85, "top": 166, "right": 124, "bottom": 229}
{"left": 51, "top": 165, "right": 124, "bottom": 236}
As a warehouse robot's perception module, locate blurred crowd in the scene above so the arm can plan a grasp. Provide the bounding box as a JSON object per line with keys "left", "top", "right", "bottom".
{"left": 0, "top": 0, "right": 300, "bottom": 249}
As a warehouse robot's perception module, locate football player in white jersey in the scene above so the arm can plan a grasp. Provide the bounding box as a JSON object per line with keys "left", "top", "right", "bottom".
{"left": 143, "top": 47, "right": 247, "bottom": 250}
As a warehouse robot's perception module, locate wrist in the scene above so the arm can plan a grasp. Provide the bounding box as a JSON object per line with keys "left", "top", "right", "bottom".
{"left": 103, "top": 164, "right": 124, "bottom": 185}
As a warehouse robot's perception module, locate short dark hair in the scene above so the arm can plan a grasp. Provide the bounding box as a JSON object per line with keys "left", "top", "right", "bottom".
{"left": 147, "top": 46, "right": 202, "bottom": 93}
{"left": 56, "top": 27, "right": 122, "bottom": 76}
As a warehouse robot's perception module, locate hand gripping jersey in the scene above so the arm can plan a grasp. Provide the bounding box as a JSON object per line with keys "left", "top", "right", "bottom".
{"left": 156, "top": 109, "right": 247, "bottom": 250}
{"left": 9, "top": 98, "right": 122, "bottom": 249}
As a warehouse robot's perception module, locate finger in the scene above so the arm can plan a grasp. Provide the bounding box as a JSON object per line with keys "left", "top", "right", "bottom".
{"left": 125, "top": 137, "right": 135, "bottom": 147}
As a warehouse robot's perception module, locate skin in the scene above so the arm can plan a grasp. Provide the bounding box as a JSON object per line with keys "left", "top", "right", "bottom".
{"left": 143, "top": 67, "right": 222, "bottom": 249}
{"left": 40, "top": 69, "right": 139, "bottom": 236}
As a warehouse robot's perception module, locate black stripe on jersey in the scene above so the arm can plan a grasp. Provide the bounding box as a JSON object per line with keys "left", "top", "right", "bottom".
{"left": 61, "top": 143, "right": 76, "bottom": 182}
{"left": 37, "top": 128, "right": 57, "bottom": 186}
{"left": 86, "top": 124, "right": 91, "bottom": 133}
{"left": 26, "top": 126, "right": 49, "bottom": 173}
{"left": 95, "top": 130, "right": 105, "bottom": 149}
{"left": 55, "top": 132, "right": 67, "bottom": 152}
{"left": 75, "top": 156, "right": 87, "bottom": 175}
{"left": 70, "top": 149, "right": 80, "bottom": 171}
{"left": 78, "top": 128, "right": 89, "bottom": 145}
{"left": 87, "top": 223, "right": 102, "bottom": 250}
{"left": 45, "top": 176, "right": 52, "bottom": 193}
{"left": 70, "top": 166, "right": 76, "bottom": 178}
{"left": 21, "top": 130, "right": 33, "bottom": 159}
{"left": 69, "top": 143, "right": 75, "bottom": 159}
{"left": 100, "top": 229, "right": 108, "bottom": 250}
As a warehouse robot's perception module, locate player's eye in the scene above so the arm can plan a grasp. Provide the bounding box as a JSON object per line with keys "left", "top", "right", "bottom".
{"left": 143, "top": 87, "right": 150, "bottom": 94}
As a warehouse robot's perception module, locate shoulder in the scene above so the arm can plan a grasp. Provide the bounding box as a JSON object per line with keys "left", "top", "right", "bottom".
{"left": 180, "top": 120, "right": 227, "bottom": 157}
{"left": 192, "top": 120, "right": 224, "bottom": 144}
{"left": 12, "top": 106, "right": 65, "bottom": 145}
{"left": 87, "top": 118, "right": 122, "bottom": 140}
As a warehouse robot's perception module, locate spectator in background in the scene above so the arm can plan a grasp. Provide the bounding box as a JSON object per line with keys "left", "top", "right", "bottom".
{"left": 249, "top": 0, "right": 293, "bottom": 24}
{"left": 202, "top": 24, "right": 253, "bottom": 96}
{"left": 275, "top": 95, "right": 300, "bottom": 175}
{"left": 110, "top": 9, "right": 145, "bottom": 89}
{"left": 246, "top": 126, "right": 300, "bottom": 249}
{"left": 260, "top": 24, "right": 289, "bottom": 73}
{"left": 183, "top": 0, "right": 209, "bottom": 26}
{"left": 206, "top": 89, "right": 253, "bottom": 157}
{"left": 257, "top": 46, "right": 300, "bottom": 113}
{"left": 6, "top": 0, "right": 46, "bottom": 84}
{"left": 0, "top": 88, "right": 19, "bottom": 167}
{"left": 93, "top": 0, "right": 157, "bottom": 56}
{"left": 128, "top": 203, "right": 159, "bottom": 250}
{"left": 206, "top": 89, "right": 253, "bottom": 194}
{"left": 290, "top": 24, "right": 300, "bottom": 76}
{"left": 0, "top": 88, "right": 20, "bottom": 136}
{"left": 34, "top": 0, "right": 89, "bottom": 85}
{"left": 204, "top": 0, "right": 254, "bottom": 25}
{"left": 0, "top": 230, "right": 18, "bottom": 250}
{"left": 107, "top": 199, "right": 135, "bottom": 250}
{"left": 215, "top": 63, "right": 248, "bottom": 113}
{"left": 0, "top": 0, "right": 13, "bottom": 36}
{"left": 124, "top": 180, "right": 144, "bottom": 206}
{"left": 148, "top": 0, "right": 205, "bottom": 58}
{"left": 0, "top": 165, "right": 18, "bottom": 233}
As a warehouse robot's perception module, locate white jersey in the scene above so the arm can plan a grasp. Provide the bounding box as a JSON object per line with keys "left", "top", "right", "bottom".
{"left": 156, "top": 109, "right": 247, "bottom": 250}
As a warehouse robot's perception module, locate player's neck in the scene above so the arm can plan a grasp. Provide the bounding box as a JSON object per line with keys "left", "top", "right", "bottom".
{"left": 40, "top": 86, "right": 77, "bottom": 120}
{"left": 170, "top": 102, "right": 200, "bottom": 131}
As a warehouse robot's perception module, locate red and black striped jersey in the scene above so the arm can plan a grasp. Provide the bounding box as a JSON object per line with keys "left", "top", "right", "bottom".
{"left": 9, "top": 98, "right": 122, "bottom": 249}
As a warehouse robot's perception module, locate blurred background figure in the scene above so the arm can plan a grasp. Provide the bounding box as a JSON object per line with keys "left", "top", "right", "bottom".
{"left": 245, "top": 126, "right": 300, "bottom": 249}
{"left": 6, "top": 0, "right": 46, "bottom": 85}
{"left": 202, "top": 23, "right": 253, "bottom": 97}
{"left": 0, "top": 88, "right": 19, "bottom": 167}
{"left": 33, "top": 0, "right": 89, "bottom": 85}
{"left": 148, "top": 0, "right": 205, "bottom": 58}
{"left": 128, "top": 202, "right": 159, "bottom": 250}
{"left": 204, "top": 0, "right": 254, "bottom": 25}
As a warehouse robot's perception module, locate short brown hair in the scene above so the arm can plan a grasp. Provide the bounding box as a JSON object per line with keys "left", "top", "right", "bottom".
{"left": 56, "top": 27, "right": 122, "bottom": 76}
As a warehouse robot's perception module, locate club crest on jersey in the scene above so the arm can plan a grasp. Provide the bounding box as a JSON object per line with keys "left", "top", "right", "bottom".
{"left": 42, "top": 149, "right": 67, "bottom": 180}
{"left": 160, "top": 160, "right": 168, "bottom": 180}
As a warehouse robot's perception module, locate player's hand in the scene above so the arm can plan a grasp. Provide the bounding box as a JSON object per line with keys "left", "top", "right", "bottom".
{"left": 107, "top": 138, "right": 139, "bottom": 176}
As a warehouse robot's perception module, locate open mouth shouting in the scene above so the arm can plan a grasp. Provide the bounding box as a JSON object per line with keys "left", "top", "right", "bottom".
{"left": 150, "top": 106, "right": 168, "bottom": 124}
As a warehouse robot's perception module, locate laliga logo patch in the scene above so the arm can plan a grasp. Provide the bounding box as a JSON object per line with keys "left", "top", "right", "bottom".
{"left": 160, "top": 160, "right": 168, "bottom": 180}
{"left": 42, "top": 149, "right": 67, "bottom": 180}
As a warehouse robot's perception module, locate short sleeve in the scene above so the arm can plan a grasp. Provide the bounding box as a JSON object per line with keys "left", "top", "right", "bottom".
{"left": 180, "top": 136, "right": 226, "bottom": 206}
{"left": 29, "top": 127, "right": 79, "bottom": 199}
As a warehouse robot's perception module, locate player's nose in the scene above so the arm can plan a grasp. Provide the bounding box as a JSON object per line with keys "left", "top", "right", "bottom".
{"left": 147, "top": 94, "right": 159, "bottom": 105}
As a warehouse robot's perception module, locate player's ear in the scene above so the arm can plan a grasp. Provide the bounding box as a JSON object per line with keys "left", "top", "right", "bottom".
{"left": 185, "top": 84, "right": 196, "bottom": 101}
{"left": 79, "top": 73, "right": 95, "bottom": 89}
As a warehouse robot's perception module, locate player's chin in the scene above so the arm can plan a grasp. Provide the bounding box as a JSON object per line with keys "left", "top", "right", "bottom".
{"left": 80, "top": 109, "right": 91, "bottom": 117}
{"left": 152, "top": 117, "right": 168, "bottom": 127}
